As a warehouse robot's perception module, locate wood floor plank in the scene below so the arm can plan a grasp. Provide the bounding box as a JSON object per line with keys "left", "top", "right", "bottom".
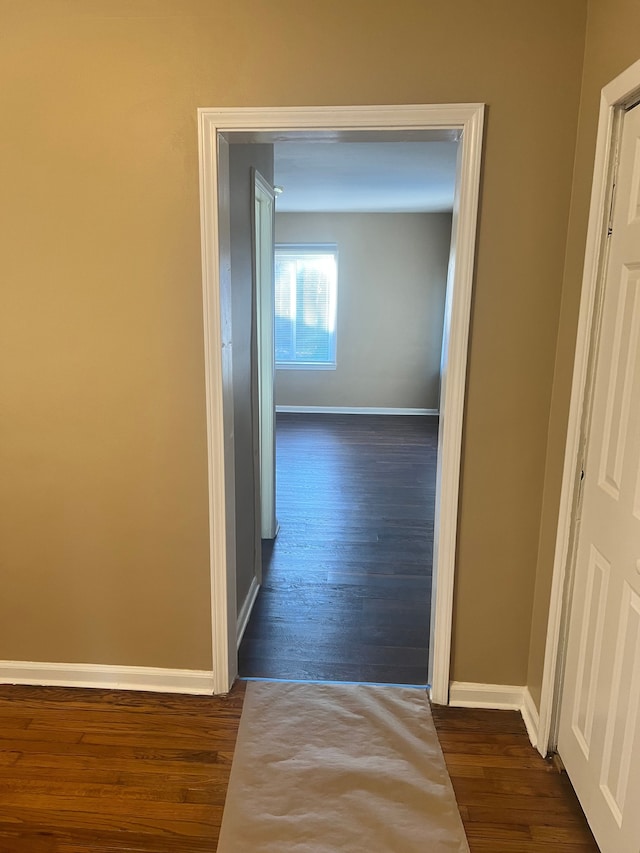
{"left": 431, "top": 706, "right": 599, "bottom": 851}
{"left": 0, "top": 683, "right": 244, "bottom": 852}
{"left": 0, "top": 683, "right": 600, "bottom": 851}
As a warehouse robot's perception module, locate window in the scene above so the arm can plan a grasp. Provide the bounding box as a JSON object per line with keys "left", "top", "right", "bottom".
{"left": 274, "top": 244, "right": 338, "bottom": 368}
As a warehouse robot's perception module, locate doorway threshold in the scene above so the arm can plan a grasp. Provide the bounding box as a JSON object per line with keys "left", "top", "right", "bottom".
{"left": 239, "top": 676, "right": 430, "bottom": 690}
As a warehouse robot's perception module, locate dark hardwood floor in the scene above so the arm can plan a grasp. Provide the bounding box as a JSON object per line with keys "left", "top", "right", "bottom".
{"left": 0, "top": 683, "right": 245, "bottom": 852}
{"left": 431, "top": 705, "right": 600, "bottom": 852}
{"left": 239, "top": 413, "right": 438, "bottom": 684}
{"left": 0, "top": 682, "right": 599, "bottom": 852}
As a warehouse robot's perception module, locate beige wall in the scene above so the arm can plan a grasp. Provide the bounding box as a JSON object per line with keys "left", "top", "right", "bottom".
{"left": 229, "top": 145, "right": 274, "bottom": 613}
{"left": 0, "top": 0, "right": 586, "bottom": 681}
{"left": 274, "top": 213, "right": 452, "bottom": 411}
{"left": 527, "top": 0, "right": 640, "bottom": 709}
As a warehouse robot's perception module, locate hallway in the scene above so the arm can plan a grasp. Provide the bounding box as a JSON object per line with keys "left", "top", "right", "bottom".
{"left": 238, "top": 413, "right": 436, "bottom": 684}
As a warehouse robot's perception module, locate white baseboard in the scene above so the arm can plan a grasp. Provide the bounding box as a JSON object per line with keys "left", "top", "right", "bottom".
{"left": 276, "top": 406, "right": 439, "bottom": 416}
{"left": 449, "top": 681, "right": 524, "bottom": 709}
{"left": 449, "top": 681, "right": 539, "bottom": 749}
{"left": 0, "top": 661, "right": 215, "bottom": 695}
{"left": 237, "top": 576, "right": 260, "bottom": 649}
{"left": 521, "top": 686, "right": 540, "bottom": 752}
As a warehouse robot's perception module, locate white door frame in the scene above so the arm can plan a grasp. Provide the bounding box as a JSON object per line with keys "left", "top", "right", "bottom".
{"left": 538, "top": 58, "right": 640, "bottom": 757}
{"left": 198, "top": 104, "right": 485, "bottom": 697}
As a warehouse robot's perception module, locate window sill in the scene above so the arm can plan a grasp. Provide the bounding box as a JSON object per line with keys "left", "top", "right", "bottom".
{"left": 276, "top": 363, "right": 337, "bottom": 371}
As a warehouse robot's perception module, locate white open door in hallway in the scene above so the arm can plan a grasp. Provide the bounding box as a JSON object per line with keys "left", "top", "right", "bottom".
{"left": 557, "top": 101, "right": 640, "bottom": 853}
{"left": 253, "top": 170, "right": 277, "bottom": 541}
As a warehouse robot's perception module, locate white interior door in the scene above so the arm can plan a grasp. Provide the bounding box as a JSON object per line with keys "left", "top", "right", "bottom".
{"left": 253, "top": 170, "right": 277, "bottom": 540}
{"left": 557, "top": 103, "right": 640, "bottom": 853}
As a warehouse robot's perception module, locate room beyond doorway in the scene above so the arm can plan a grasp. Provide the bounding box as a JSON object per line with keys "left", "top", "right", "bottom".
{"left": 238, "top": 413, "right": 436, "bottom": 684}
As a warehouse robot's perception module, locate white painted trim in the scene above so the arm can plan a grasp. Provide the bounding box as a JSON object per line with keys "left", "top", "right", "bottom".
{"left": 199, "top": 119, "right": 238, "bottom": 695}
{"left": 538, "top": 57, "right": 640, "bottom": 759}
{"left": 522, "top": 687, "right": 540, "bottom": 751}
{"left": 448, "top": 682, "right": 539, "bottom": 749}
{"left": 275, "top": 406, "right": 439, "bottom": 416}
{"left": 429, "top": 104, "right": 485, "bottom": 705}
{"left": 0, "top": 661, "right": 215, "bottom": 695}
{"left": 237, "top": 577, "right": 261, "bottom": 648}
{"left": 198, "top": 103, "right": 485, "bottom": 699}
{"left": 449, "top": 681, "right": 525, "bottom": 710}
{"left": 200, "top": 103, "right": 483, "bottom": 132}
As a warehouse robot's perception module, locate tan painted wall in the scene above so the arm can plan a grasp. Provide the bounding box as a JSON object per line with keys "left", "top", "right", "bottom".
{"left": 229, "top": 145, "right": 274, "bottom": 613}
{"left": 527, "top": 0, "right": 640, "bottom": 709}
{"left": 0, "top": 0, "right": 586, "bottom": 681}
{"left": 274, "top": 213, "right": 452, "bottom": 411}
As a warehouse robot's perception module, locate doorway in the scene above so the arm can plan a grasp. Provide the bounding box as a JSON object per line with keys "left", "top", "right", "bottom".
{"left": 198, "top": 104, "right": 484, "bottom": 699}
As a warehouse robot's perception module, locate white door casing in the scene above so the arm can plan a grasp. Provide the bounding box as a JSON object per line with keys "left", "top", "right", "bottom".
{"left": 253, "top": 170, "right": 277, "bottom": 541}
{"left": 556, "top": 102, "right": 640, "bottom": 853}
{"left": 198, "top": 105, "right": 484, "bottom": 696}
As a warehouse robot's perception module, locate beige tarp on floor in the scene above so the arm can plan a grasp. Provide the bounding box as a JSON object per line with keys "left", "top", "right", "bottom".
{"left": 218, "top": 681, "right": 470, "bottom": 852}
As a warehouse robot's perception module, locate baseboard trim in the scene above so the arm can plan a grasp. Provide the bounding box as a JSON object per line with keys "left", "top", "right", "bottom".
{"left": 276, "top": 406, "right": 439, "bottom": 416}
{"left": 449, "top": 681, "right": 524, "bottom": 710}
{"left": 237, "top": 576, "right": 260, "bottom": 649}
{"left": 0, "top": 661, "right": 215, "bottom": 695}
{"left": 521, "top": 686, "right": 540, "bottom": 752}
{"left": 449, "top": 681, "right": 540, "bottom": 749}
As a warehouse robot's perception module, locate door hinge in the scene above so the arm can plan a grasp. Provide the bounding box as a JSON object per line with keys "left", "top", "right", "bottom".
{"left": 607, "top": 181, "right": 616, "bottom": 237}
{"left": 575, "top": 467, "right": 586, "bottom": 520}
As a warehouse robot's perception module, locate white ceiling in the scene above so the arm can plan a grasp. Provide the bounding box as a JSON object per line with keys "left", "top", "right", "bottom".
{"left": 273, "top": 141, "right": 459, "bottom": 214}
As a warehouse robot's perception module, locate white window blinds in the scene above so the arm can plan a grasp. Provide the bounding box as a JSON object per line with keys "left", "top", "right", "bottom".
{"left": 274, "top": 245, "right": 338, "bottom": 368}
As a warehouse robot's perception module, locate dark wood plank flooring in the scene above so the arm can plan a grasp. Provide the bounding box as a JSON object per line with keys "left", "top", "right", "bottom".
{"left": 0, "top": 683, "right": 599, "bottom": 852}
{"left": 431, "top": 705, "right": 600, "bottom": 852}
{"left": 239, "top": 413, "right": 437, "bottom": 684}
{"left": 0, "top": 683, "right": 245, "bottom": 852}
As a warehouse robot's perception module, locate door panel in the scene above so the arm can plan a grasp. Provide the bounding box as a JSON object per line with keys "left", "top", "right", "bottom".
{"left": 253, "top": 170, "right": 277, "bottom": 540}
{"left": 571, "top": 544, "right": 609, "bottom": 758}
{"left": 558, "top": 103, "right": 640, "bottom": 853}
{"left": 599, "top": 583, "right": 640, "bottom": 824}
